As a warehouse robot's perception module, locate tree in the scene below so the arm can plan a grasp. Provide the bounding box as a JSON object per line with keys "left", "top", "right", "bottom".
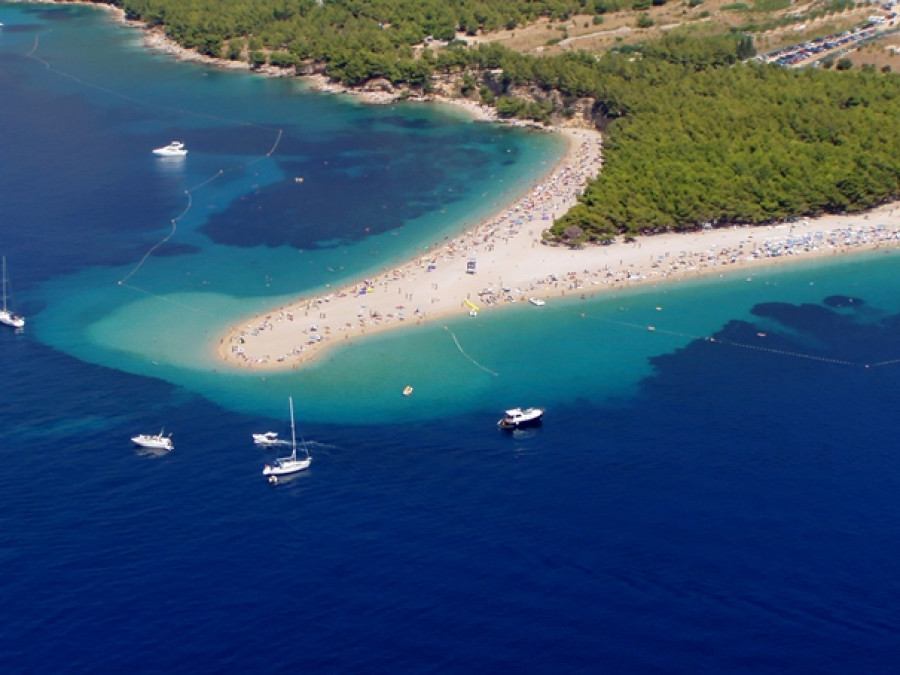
{"left": 249, "top": 50, "right": 268, "bottom": 68}
{"left": 269, "top": 51, "right": 299, "bottom": 69}
{"left": 736, "top": 35, "right": 756, "bottom": 60}
{"left": 226, "top": 39, "right": 243, "bottom": 61}
{"left": 461, "top": 72, "right": 477, "bottom": 95}
{"left": 495, "top": 95, "right": 523, "bottom": 117}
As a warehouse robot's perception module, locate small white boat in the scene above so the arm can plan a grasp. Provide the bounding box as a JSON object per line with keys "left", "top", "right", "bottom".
{"left": 152, "top": 141, "right": 188, "bottom": 157}
{"left": 498, "top": 407, "right": 544, "bottom": 430}
{"left": 131, "top": 429, "right": 174, "bottom": 451}
{"left": 253, "top": 431, "right": 281, "bottom": 446}
{"left": 402, "top": 385, "right": 413, "bottom": 397}
{"left": 263, "top": 397, "right": 312, "bottom": 481}
{"left": 0, "top": 256, "right": 24, "bottom": 330}
{"left": 529, "top": 297, "right": 546, "bottom": 306}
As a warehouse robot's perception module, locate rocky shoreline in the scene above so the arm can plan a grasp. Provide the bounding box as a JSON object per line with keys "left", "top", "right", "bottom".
{"left": 95, "top": 2, "right": 592, "bottom": 130}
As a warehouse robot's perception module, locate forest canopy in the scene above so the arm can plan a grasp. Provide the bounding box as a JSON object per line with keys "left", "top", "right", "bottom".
{"left": 549, "top": 54, "right": 900, "bottom": 242}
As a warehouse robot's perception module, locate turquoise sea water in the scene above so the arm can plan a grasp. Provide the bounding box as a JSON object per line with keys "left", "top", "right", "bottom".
{"left": 3, "top": 4, "right": 900, "bottom": 671}
{"left": 8, "top": 3, "right": 899, "bottom": 425}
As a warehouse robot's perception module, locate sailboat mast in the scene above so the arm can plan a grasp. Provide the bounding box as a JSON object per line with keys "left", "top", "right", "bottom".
{"left": 289, "top": 396, "right": 297, "bottom": 460}
{"left": 2, "top": 257, "right": 7, "bottom": 313}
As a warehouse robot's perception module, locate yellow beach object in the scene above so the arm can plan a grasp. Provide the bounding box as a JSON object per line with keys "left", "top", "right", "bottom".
{"left": 464, "top": 299, "right": 480, "bottom": 312}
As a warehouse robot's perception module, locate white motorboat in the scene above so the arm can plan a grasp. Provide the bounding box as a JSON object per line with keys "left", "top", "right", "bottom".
{"left": 131, "top": 429, "right": 174, "bottom": 451}
{"left": 263, "top": 397, "right": 312, "bottom": 482}
{"left": 152, "top": 141, "right": 188, "bottom": 157}
{"left": 253, "top": 431, "right": 281, "bottom": 446}
{"left": 498, "top": 407, "right": 545, "bottom": 430}
{"left": 0, "top": 257, "right": 24, "bottom": 329}
{"left": 528, "top": 297, "right": 546, "bottom": 306}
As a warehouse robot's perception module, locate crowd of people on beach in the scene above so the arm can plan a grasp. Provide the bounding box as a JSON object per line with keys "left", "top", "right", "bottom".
{"left": 229, "top": 215, "right": 900, "bottom": 367}
{"left": 494, "top": 220, "right": 900, "bottom": 300}
{"left": 225, "top": 129, "right": 606, "bottom": 366}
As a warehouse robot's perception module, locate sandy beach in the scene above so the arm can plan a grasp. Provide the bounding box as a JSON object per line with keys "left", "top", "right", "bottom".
{"left": 216, "top": 123, "right": 900, "bottom": 371}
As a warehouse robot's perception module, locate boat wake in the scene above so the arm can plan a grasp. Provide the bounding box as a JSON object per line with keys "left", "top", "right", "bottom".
{"left": 134, "top": 446, "right": 172, "bottom": 459}
{"left": 257, "top": 439, "right": 293, "bottom": 448}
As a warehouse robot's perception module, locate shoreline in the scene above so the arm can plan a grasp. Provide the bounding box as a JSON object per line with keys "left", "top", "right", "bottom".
{"left": 93, "top": 4, "right": 900, "bottom": 372}
{"left": 103, "top": 4, "right": 505, "bottom": 118}
{"left": 218, "top": 126, "right": 605, "bottom": 370}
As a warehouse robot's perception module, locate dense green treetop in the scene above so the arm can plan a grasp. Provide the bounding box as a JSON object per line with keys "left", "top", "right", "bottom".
{"left": 553, "top": 62, "right": 900, "bottom": 241}
{"left": 114, "top": 0, "right": 594, "bottom": 61}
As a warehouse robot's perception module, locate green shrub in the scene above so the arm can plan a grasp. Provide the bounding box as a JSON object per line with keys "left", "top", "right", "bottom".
{"left": 836, "top": 57, "right": 853, "bottom": 71}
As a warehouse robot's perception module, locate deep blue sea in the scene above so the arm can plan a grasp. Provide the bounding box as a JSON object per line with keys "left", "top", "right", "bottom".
{"left": 2, "top": 4, "right": 900, "bottom": 672}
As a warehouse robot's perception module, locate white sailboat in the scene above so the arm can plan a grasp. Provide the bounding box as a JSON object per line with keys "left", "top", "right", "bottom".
{"left": 0, "top": 256, "right": 25, "bottom": 329}
{"left": 263, "top": 397, "right": 312, "bottom": 483}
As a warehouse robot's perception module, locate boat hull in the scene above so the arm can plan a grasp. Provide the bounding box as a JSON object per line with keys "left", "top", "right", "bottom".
{"left": 152, "top": 141, "right": 188, "bottom": 157}
{"left": 498, "top": 417, "right": 543, "bottom": 430}
{"left": 0, "top": 310, "right": 24, "bottom": 329}
{"left": 263, "top": 457, "right": 311, "bottom": 476}
{"left": 497, "top": 407, "right": 544, "bottom": 430}
{"left": 131, "top": 435, "right": 174, "bottom": 451}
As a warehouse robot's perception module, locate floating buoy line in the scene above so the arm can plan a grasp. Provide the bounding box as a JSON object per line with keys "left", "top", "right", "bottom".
{"left": 444, "top": 326, "right": 499, "bottom": 377}
{"left": 582, "top": 313, "right": 897, "bottom": 370}
{"left": 117, "top": 167, "right": 225, "bottom": 288}
{"left": 25, "top": 34, "right": 284, "bottom": 311}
